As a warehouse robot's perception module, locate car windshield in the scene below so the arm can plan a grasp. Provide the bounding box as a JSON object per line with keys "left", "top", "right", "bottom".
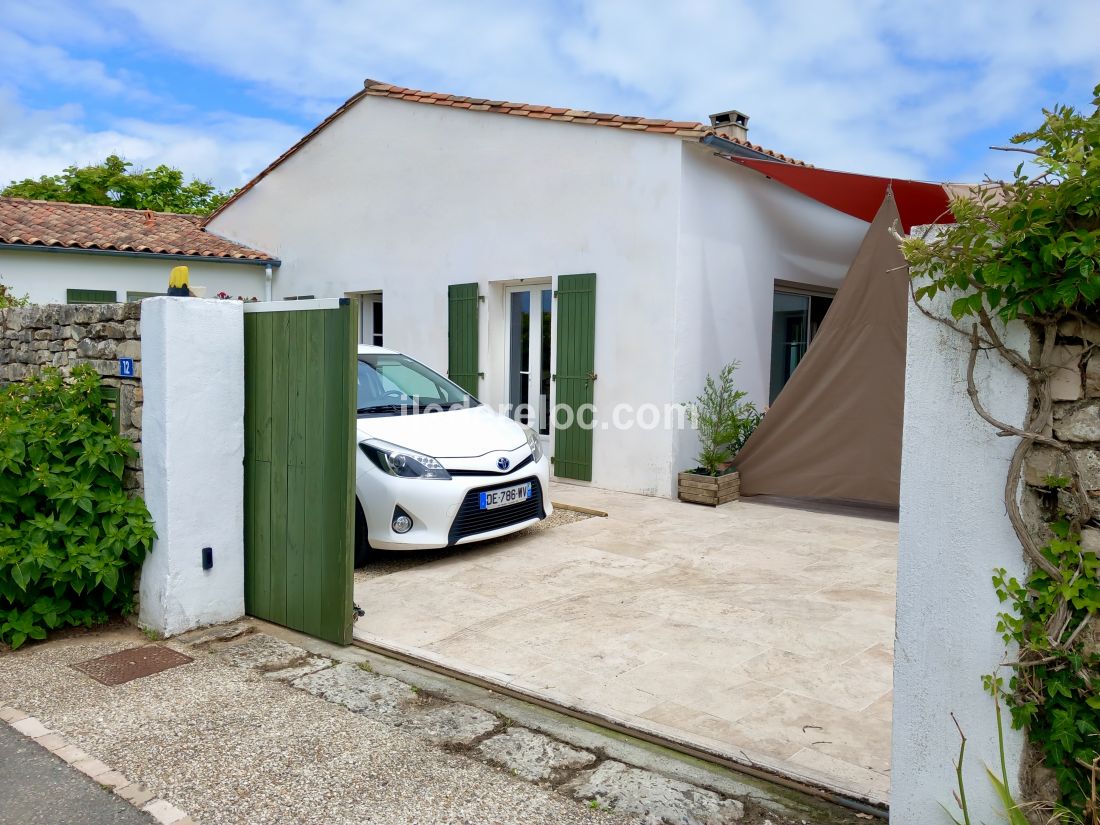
{"left": 357, "top": 353, "right": 476, "bottom": 414}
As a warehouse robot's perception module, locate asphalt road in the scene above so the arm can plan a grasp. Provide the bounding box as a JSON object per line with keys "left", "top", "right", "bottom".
{"left": 0, "top": 722, "right": 153, "bottom": 825}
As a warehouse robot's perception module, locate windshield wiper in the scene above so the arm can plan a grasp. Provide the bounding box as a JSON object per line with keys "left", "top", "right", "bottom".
{"left": 357, "top": 403, "right": 411, "bottom": 414}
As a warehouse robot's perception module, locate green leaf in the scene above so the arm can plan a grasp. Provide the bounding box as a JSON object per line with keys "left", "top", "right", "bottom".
{"left": 984, "top": 767, "right": 1031, "bottom": 825}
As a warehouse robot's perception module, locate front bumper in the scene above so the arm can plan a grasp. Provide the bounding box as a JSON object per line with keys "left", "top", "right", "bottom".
{"left": 355, "top": 445, "right": 553, "bottom": 550}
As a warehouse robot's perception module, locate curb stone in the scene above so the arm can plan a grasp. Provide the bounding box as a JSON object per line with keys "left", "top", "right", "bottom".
{"left": 0, "top": 703, "right": 197, "bottom": 824}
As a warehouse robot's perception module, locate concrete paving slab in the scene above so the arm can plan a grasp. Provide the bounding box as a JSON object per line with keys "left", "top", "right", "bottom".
{"left": 353, "top": 481, "right": 897, "bottom": 804}
{"left": 564, "top": 760, "right": 746, "bottom": 824}
{"left": 477, "top": 727, "right": 597, "bottom": 781}
{"left": 261, "top": 657, "right": 333, "bottom": 681}
{"left": 291, "top": 661, "right": 422, "bottom": 722}
{"left": 403, "top": 702, "right": 500, "bottom": 745}
{"left": 214, "top": 632, "right": 306, "bottom": 669}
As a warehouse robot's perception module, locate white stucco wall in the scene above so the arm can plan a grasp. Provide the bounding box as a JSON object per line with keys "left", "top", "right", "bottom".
{"left": 139, "top": 297, "right": 246, "bottom": 637}
{"left": 893, "top": 293, "right": 1028, "bottom": 823}
{"left": 208, "top": 95, "right": 685, "bottom": 496}
{"left": 0, "top": 248, "right": 267, "bottom": 305}
{"left": 671, "top": 145, "right": 869, "bottom": 484}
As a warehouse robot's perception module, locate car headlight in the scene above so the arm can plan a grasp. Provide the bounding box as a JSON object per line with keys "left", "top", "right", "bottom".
{"left": 360, "top": 439, "right": 451, "bottom": 480}
{"left": 523, "top": 426, "right": 543, "bottom": 462}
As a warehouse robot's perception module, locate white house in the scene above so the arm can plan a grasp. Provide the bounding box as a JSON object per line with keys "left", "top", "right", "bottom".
{"left": 0, "top": 197, "right": 276, "bottom": 305}
{"left": 206, "top": 80, "right": 872, "bottom": 497}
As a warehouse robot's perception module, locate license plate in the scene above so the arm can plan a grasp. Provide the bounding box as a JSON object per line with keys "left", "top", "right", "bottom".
{"left": 479, "top": 482, "right": 532, "bottom": 510}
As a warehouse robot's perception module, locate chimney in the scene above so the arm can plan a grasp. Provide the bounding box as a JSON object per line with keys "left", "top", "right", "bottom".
{"left": 708, "top": 109, "right": 750, "bottom": 142}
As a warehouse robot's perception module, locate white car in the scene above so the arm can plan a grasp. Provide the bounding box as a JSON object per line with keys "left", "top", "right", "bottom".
{"left": 354, "top": 345, "right": 552, "bottom": 565}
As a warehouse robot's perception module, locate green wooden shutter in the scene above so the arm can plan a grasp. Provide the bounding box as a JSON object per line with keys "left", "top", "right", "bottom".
{"left": 553, "top": 273, "right": 596, "bottom": 481}
{"left": 67, "top": 288, "right": 117, "bottom": 304}
{"left": 448, "top": 283, "right": 480, "bottom": 396}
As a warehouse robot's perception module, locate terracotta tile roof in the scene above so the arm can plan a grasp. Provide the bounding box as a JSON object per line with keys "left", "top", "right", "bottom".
{"left": 360, "top": 80, "right": 809, "bottom": 166}
{"left": 0, "top": 197, "right": 276, "bottom": 262}
{"left": 203, "top": 80, "right": 807, "bottom": 224}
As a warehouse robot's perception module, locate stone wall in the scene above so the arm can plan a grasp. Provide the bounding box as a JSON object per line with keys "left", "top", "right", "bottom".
{"left": 1024, "top": 317, "right": 1100, "bottom": 646}
{"left": 0, "top": 303, "right": 144, "bottom": 496}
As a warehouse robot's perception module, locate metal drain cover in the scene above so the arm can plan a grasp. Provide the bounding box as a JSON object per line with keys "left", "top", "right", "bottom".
{"left": 72, "top": 645, "right": 193, "bottom": 686}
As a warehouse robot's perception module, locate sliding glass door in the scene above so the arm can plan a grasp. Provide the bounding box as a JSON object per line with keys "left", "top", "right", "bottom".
{"left": 769, "top": 288, "right": 833, "bottom": 403}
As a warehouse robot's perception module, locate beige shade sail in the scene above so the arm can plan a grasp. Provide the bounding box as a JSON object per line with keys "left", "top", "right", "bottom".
{"left": 734, "top": 194, "right": 908, "bottom": 506}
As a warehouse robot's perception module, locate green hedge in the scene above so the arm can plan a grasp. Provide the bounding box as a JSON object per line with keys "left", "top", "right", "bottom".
{"left": 0, "top": 366, "right": 155, "bottom": 649}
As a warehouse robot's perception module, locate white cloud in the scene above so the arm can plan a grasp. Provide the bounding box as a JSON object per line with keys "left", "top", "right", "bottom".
{"left": 0, "top": 88, "right": 302, "bottom": 190}
{"left": 0, "top": 30, "right": 141, "bottom": 100}
{"left": 3, "top": 0, "right": 1099, "bottom": 185}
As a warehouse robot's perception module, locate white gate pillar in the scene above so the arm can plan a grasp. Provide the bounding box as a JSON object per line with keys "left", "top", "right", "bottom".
{"left": 138, "top": 297, "right": 246, "bottom": 636}
{"left": 893, "top": 295, "right": 1029, "bottom": 822}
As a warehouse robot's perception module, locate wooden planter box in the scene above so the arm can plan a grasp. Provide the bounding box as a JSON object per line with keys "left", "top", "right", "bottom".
{"left": 678, "top": 470, "right": 740, "bottom": 506}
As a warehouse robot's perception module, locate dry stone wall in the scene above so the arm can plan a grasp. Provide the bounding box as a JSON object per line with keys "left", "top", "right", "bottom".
{"left": 1022, "top": 317, "right": 1100, "bottom": 664}
{"left": 0, "top": 303, "right": 144, "bottom": 496}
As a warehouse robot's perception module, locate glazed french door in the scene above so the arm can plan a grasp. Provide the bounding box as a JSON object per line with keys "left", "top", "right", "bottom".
{"left": 505, "top": 284, "right": 552, "bottom": 441}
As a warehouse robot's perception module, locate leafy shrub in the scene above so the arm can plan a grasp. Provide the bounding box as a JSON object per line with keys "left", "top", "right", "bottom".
{"left": 0, "top": 278, "right": 29, "bottom": 308}
{"left": 685, "top": 361, "right": 760, "bottom": 475}
{"left": 991, "top": 520, "right": 1100, "bottom": 813}
{"left": 0, "top": 366, "right": 155, "bottom": 649}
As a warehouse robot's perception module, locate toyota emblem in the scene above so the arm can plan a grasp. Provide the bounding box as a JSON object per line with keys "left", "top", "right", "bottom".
{"left": 497, "top": 457, "right": 511, "bottom": 471}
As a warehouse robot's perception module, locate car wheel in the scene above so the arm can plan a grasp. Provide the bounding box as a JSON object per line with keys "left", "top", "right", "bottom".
{"left": 354, "top": 498, "right": 374, "bottom": 568}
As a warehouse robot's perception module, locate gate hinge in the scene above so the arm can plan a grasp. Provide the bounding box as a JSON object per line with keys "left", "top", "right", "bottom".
{"left": 550, "top": 456, "right": 555, "bottom": 465}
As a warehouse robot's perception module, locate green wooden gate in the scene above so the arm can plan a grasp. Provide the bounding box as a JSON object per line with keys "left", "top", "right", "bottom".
{"left": 553, "top": 274, "right": 597, "bottom": 481}
{"left": 243, "top": 298, "right": 356, "bottom": 645}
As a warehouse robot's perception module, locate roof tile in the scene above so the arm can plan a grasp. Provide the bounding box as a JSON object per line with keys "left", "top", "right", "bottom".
{"left": 202, "top": 79, "right": 808, "bottom": 223}
{"left": 0, "top": 198, "right": 275, "bottom": 262}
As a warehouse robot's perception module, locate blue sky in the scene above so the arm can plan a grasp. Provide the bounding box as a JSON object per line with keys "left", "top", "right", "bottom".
{"left": 2, "top": 0, "right": 1098, "bottom": 192}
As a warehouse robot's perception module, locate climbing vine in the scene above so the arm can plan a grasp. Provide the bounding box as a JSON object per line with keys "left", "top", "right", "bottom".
{"left": 902, "top": 84, "right": 1100, "bottom": 820}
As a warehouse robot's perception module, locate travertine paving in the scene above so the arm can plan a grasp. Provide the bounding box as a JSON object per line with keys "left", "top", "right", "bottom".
{"left": 353, "top": 482, "right": 897, "bottom": 804}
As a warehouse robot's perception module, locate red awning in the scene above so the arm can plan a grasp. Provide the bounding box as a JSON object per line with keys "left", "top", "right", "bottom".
{"left": 727, "top": 157, "right": 956, "bottom": 233}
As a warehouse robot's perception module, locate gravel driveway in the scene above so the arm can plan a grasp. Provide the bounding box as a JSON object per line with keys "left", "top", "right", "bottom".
{"left": 0, "top": 626, "right": 626, "bottom": 825}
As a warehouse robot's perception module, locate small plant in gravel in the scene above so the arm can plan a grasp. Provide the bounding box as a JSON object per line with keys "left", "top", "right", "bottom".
{"left": 0, "top": 366, "right": 155, "bottom": 649}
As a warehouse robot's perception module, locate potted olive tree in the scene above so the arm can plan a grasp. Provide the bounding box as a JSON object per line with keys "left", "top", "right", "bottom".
{"left": 679, "top": 361, "right": 761, "bottom": 506}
